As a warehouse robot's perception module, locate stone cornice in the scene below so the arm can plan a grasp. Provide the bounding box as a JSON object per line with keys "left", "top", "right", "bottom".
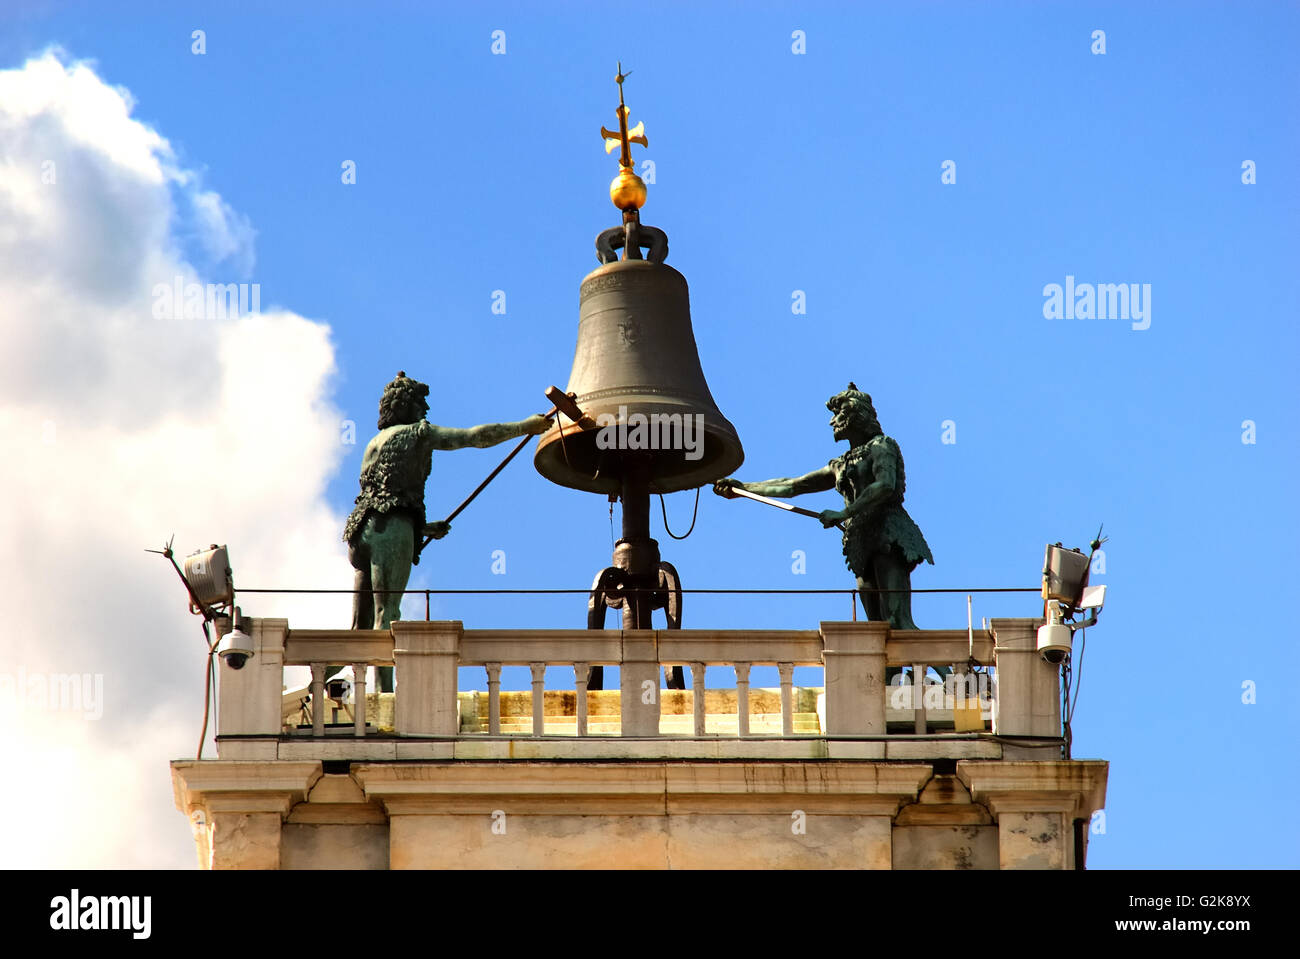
{"left": 171, "top": 760, "right": 322, "bottom": 818}
{"left": 956, "top": 760, "right": 1108, "bottom": 820}
{"left": 353, "top": 761, "right": 932, "bottom": 818}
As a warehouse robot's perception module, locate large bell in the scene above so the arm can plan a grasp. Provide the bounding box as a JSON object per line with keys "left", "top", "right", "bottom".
{"left": 535, "top": 257, "right": 744, "bottom": 494}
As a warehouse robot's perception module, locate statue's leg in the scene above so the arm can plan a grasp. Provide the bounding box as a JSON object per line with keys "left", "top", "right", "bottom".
{"left": 877, "top": 552, "right": 949, "bottom": 681}
{"left": 350, "top": 568, "right": 372, "bottom": 630}
{"left": 856, "top": 573, "right": 884, "bottom": 622}
{"left": 858, "top": 571, "right": 903, "bottom": 684}
{"left": 363, "top": 514, "right": 416, "bottom": 693}
{"left": 877, "top": 551, "right": 918, "bottom": 631}
{"left": 329, "top": 543, "right": 374, "bottom": 689}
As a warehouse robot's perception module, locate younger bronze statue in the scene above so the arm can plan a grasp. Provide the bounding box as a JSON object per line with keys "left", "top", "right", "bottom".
{"left": 344, "top": 371, "right": 549, "bottom": 690}
{"left": 715, "top": 383, "right": 933, "bottom": 629}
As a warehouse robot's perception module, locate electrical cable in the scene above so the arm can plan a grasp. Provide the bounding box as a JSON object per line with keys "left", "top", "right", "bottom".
{"left": 1068, "top": 625, "right": 1086, "bottom": 727}
{"left": 1061, "top": 646, "right": 1073, "bottom": 760}
{"left": 659, "top": 487, "right": 700, "bottom": 539}
{"left": 198, "top": 619, "right": 218, "bottom": 760}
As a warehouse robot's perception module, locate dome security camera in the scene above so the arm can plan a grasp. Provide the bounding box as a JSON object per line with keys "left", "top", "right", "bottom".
{"left": 326, "top": 673, "right": 353, "bottom": 703}
{"left": 217, "top": 619, "right": 253, "bottom": 669}
{"left": 1037, "top": 621, "right": 1072, "bottom": 664}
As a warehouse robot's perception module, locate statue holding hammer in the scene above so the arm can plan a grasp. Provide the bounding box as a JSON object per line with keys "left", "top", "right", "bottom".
{"left": 715, "top": 383, "right": 933, "bottom": 629}
{"left": 344, "top": 372, "right": 550, "bottom": 690}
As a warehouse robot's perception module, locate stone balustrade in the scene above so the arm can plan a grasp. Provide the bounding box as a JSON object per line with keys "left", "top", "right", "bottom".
{"left": 179, "top": 617, "right": 1105, "bottom": 869}
{"left": 214, "top": 617, "right": 1061, "bottom": 763}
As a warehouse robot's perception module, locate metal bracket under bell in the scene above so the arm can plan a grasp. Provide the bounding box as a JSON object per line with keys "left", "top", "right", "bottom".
{"left": 585, "top": 561, "right": 684, "bottom": 690}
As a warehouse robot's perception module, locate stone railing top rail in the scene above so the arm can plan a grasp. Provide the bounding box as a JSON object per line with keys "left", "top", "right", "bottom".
{"left": 278, "top": 623, "right": 998, "bottom": 668}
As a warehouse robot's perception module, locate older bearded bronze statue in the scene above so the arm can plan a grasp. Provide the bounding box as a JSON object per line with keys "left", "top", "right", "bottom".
{"left": 715, "top": 383, "right": 933, "bottom": 629}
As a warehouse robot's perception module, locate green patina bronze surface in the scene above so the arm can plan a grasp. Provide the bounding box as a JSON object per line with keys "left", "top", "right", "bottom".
{"left": 715, "top": 383, "right": 933, "bottom": 630}
{"left": 345, "top": 372, "right": 548, "bottom": 690}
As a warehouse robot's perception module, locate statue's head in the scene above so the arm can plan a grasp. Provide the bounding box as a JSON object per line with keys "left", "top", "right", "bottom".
{"left": 378, "top": 371, "right": 430, "bottom": 429}
{"left": 826, "top": 382, "right": 881, "bottom": 443}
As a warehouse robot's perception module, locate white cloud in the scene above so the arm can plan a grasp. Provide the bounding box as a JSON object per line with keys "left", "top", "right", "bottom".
{"left": 191, "top": 189, "right": 257, "bottom": 274}
{"left": 0, "top": 51, "right": 351, "bottom": 867}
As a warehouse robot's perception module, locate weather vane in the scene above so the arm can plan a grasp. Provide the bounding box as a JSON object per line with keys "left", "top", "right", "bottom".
{"left": 600, "top": 62, "right": 649, "bottom": 211}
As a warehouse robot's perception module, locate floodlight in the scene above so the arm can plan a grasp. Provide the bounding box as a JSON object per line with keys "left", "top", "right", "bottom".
{"left": 1042, "top": 543, "right": 1089, "bottom": 607}
{"left": 1038, "top": 540, "right": 1107, "bottom": 663}
{"left": 183, "top": 544, "right": 234, "bottom": 613}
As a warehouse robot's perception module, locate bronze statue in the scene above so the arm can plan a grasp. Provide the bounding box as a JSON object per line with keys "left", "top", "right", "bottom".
{"left": 344, "top": 371, "right": 549, "bottom": 690}
{"left": 715, "top": 383, "right": 933, "bottom": 629}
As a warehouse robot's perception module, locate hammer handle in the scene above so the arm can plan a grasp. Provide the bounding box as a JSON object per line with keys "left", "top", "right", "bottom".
{"left": 721, "top": 485, "right": 846, "bottom": 531}
{"left": 420, "top": 389, "right": 592, "bottom": 550}
{"left": 442, "top": 429, "right": 538, "bottom": 527}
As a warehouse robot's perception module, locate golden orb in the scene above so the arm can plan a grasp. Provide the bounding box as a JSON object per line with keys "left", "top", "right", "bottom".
{"left": 610, "top": 168, "right": 647, "bottom": 210}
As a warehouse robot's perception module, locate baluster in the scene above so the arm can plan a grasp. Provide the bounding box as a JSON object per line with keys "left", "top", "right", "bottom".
{"left": 734, "top": 663, "right": 751, "bottom": 738}
{"left": 530, "top": 662, "right": 546, "bottom": 737}
{"left": 352, "top": 662, "right": 367, "bottom": 737}
{"left": 913, "top": 662, "right": 927, "bottom": 734}
{"left": 690, "top": 662, "right": 706, "bottom": 736}
{"left": 310, "top": 663, "right": 325, "bottom": 738}
{"left": 574, "top": 663, "right": 591, "bottom": 737}
{"left": 951, "top": 663, "right": 982, "bottom": 731}
{"left": 778, "top": 662, "right": 794, "bottom": 737}
{"left": 485, "top": 662, "right": 501, "bottom": 735}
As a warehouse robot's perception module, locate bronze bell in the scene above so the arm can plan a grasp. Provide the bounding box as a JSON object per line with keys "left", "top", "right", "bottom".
{"left": 534, "top": 256, "right": 744, "bottom": 494}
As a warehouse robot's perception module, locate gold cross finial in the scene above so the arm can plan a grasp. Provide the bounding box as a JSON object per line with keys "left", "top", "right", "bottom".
{"left": 600, "top": 63, "right": 649, "bottom": 210}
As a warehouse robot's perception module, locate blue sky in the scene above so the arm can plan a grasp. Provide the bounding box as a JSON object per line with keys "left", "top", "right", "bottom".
{"left": 2, "top": 1, "right": 1297, "bottom": 868}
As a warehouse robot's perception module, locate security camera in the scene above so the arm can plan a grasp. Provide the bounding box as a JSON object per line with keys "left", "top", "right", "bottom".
{"left": 326, "top": 672, "right": 353, "bottom": 704}
{"left": 1037, "top": 584, "right": 1108, "bottom": 663}
{"left": 217, "top": 629, "right": 253, "bottom": 669}
{"left": 1037, "top": 620, "right": 1072, "bottom": 664}
{"left": 283, "top": 683, "right": 312, "bottom": 724}
{"left": 217, "top": 608, "right": 253, "bottom": 669}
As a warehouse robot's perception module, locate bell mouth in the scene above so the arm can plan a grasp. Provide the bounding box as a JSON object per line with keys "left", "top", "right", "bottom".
{"left": 535, "top": 413, "right": 743, "bottom": 495}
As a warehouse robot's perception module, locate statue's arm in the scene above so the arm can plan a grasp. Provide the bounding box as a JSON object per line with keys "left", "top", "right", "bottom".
{"left": 427, "top": 415, "right": 550, "bottom": 450}
{"left": 716, "top": 465, "right": 834, "bottom": 499}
